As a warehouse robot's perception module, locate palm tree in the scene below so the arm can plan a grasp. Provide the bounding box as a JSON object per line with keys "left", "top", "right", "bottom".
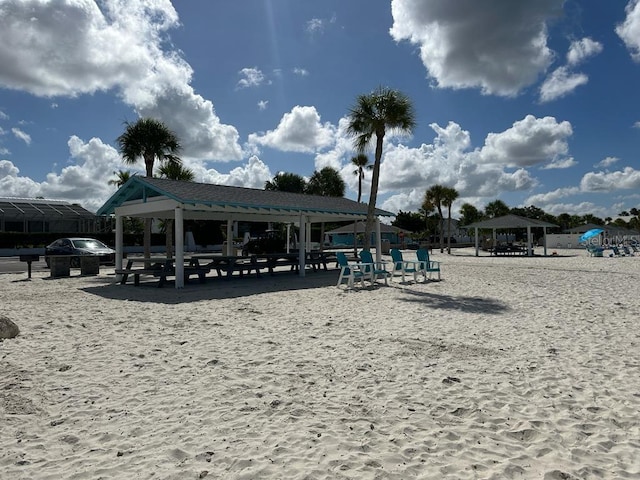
{"left": 441, "top": 187, "right": 459, "bottom": 254}
{"left": 351, "top": 154, "right": 372, "bottom": 203}
{"left": 424, "top": 184, "right": 447, "bottom": 253}
{"left": 158, "top": 163, "right": 195, "bottom": 257}
{"left": 305, "top": 167, "right": 345, "bottom": 253}
{"left": 265, "top": 172, "right": 306, "bottom": 193}
{"left": 484, "top": 199, "right": 510, "bottom": 218}
{"left": 116, "top": 118, "right": 181, "bottom": 260}
{"left": 108, "top": 170, "right": 133, "bottom": 187}
{"left": 350, "top": 154, "right": 371, "bottom": 255}
{"left": 108, "top": 170, "right": 141, "bottom": 233}
{"left": 347, "top": 86, "right": 416, "bottom": 251}
{"left": 305, "top": 167, "right": 346, "bottom": 197}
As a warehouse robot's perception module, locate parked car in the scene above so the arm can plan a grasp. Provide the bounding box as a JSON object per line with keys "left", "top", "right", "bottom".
{"left": 45, "top": 238, "right": 115, "bottom": 268}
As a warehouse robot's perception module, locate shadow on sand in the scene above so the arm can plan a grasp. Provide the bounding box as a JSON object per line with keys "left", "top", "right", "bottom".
{"left": 81, "top": 270, "right": 340, "bottom": 304}
{"left": 398, "top": 288, "right": 509, "bottom": 315}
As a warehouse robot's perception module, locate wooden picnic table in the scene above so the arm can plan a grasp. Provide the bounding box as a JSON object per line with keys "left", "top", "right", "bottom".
{"left": 115, "top": 256, "right": 209, "bottom": 287}
{"left": 188, "top": 254, "right": 258, "bottom": 279}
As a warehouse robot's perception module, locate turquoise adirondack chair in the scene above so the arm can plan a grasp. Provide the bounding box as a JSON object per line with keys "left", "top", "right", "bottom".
{"left": 389, "top": 248, "right": 419, "bottom": 282}
{"left": 416, "top": 248, "right": 441, "bottom": 280}
{"left": 336, "top": 251, "right": 369, "bottom": 288}
{"left": 359, "top": 250, "right": 391, "bottom": 285}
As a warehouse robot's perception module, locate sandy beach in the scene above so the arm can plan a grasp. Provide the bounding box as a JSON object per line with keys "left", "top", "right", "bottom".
{"left": 1, "top": 248, "right": 639, "bottom": 479}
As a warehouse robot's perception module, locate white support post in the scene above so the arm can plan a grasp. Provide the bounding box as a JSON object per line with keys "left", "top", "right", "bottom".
{"left": 175, "top": 206, "right": 184, "bottom": 288}
{"left": 474, "top": 227, "right": 479, "bottom": 256}
{"left": 226, "top": 220, "right": 233, "bottom": 256}
{"left": 375, "top": 218, "right": 382, "bottom": 262}
{"left": 115, "top": 214, "right": 124, "bottom": 281}
{"left": 298, "top": 214, "right": 306, "bottom": 277}
{"left": 286, "top": 224, "right": 291, "bottom": 253}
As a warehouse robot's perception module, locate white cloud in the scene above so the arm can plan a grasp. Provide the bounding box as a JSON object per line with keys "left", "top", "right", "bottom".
{"left": 525, "top": 187, "right": 580, "bottom": 205}
{"left": 390, "top": 0, "right": 562, "bottom": 96}
{"left": 567, "top": 37, "right": 603, "bottom": 66}
{"left": 306, "top": 18, "right": 325, "bottom": 35}
{"left": 248, "top": 106, "right": 336, "bottom": 153}
{"left": 535, "top": 201, "right": 606, "bottom": 217}
{"left": 616, "top": 0, "right": 640, "bottom": 61}
{"left": 580, "top": 166, "right": 640, "bottom": 192}
{"left": 0, "top": 110, "right": 8, "bottom": 120}
{"left": 541, "top": 156, "right": 577, "bottom": 169}
{"left": 199, "top": 156, "right": 272, "bottom": 189}
{"left": 11, "top": 127, "right": 31, "bottom": 145}
{"left": 0, "top": 0, "right": 243, "bottom": 162}
{"left": 595, "top": 156, "right": 619, "bottom": 168}
{"left": 258, "top": 100, "right": 269, "bottom": 111}
{"left": 634, "top": 121, "right": 640, "bottom": 129}
{"left": 0, "top": 136, "right": 123, "bottom": 211}
{"left": 539, "top": 67, "right": 588, "bottom": 102}
{"left": 237, "top": 67, "right": 267, "bottom": 89}
{"left": 479, "top": 115, "right": 573, "bottom": 168}
{"left": 293, "top": 67, "right": 309, "bottom": 76}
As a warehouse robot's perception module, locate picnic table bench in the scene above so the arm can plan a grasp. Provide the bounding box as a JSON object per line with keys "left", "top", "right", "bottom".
{"left": 253, "top": 252, "right": 330, "bottom": 275}
{"left": 115, "top": 258, "right": 210, "bottom": 287}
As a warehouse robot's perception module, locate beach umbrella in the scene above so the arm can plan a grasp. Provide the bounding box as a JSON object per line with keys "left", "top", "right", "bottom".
{"left": 579, "top": 228, "right": 603, "bottom": 243}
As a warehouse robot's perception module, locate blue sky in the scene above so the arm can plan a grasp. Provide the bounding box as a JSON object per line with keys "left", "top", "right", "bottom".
{"left": 1, "top": 0, "right": 639, "bottom": 219}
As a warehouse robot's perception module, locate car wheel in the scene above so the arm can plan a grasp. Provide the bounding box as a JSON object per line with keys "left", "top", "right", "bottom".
{"left": 70, "top": 257, "right": 81, "bottom": 268}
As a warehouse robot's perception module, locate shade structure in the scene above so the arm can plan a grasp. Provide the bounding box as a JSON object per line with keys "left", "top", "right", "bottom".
{"left": 96, "top": 177, "right": 395, "bottom": 288}
{"left": 579, "top": 228, "right": 604, "bottom": 243}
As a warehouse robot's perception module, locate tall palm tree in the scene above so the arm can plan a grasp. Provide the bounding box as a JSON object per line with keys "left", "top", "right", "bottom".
{"left": 441, "top": 187, "right": 459, "bottom": 254}
{"left": 424, "top": 184, "right": 447, "bottom": 253}
{"left": 350, "top": 154, "right": 371, "bottom": 256}
{"left": 116, "top": 118, "right": 182, "bottom": 260}
{"left": 350, "top": 153, "right": 371, "bottom": 203}
{"left": 108, "top": 169, "right": 133, "bottom": 188}
{"left": 347, "top": 86, "right": 416, "bottom": 251}
{"left": 158, "top": 163, "right": 195, "bottom": 257}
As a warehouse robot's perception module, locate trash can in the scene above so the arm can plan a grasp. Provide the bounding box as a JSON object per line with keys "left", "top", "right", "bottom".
{"left": 50, "top": 256, "right": 71, "bottom": 278}
{"left": 80, "top": 256, "right": 100, "bottom": 275}
{"left": 380, "top": 239, "right": 390, "bottom": 254}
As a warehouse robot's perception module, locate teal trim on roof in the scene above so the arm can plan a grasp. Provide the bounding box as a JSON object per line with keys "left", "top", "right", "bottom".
{"left": 96, "top": 177, "right": 394, "bottom": 217}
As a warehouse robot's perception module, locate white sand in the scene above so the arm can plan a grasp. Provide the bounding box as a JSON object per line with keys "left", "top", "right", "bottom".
{"left": 1, "top": 249, "right": 639, "bottom": 479}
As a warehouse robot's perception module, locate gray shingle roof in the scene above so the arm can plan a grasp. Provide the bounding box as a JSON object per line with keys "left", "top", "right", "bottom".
{"left": 464, "top": 214, "right": 558, "bottom": 229}
{"left": 97, "top": 176, "right": 394, "bottom": 218}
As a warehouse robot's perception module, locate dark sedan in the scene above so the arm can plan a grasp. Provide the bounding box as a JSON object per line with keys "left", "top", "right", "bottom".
{"left": 45, "top": 238, "right": 115, "bottom": 268}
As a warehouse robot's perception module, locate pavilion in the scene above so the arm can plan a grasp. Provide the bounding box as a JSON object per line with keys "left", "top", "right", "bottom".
{"left": 465, "top": 214, "right": 558, "bottom": 256}
{"left": 96, "top": 176, "right": 394, "bottom": 288}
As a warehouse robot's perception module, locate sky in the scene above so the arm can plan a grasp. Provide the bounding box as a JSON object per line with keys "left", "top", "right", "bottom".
{"left": 1, "top": 0, "right": 639, "bottom": 220}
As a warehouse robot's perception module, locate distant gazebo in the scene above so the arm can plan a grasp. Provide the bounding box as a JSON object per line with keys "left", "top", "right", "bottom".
{"left": 465, "top": 214, "right": 558, "bottom": 256}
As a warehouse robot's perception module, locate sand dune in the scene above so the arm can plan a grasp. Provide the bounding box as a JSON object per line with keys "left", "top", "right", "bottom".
{"left": 1, "top": 249, "right": 639, "bottom": 479}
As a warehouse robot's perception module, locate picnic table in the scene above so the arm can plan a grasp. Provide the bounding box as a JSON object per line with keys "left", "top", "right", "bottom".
{"left": 188, "top": 254, "right": 259, "bottom": 279}
{"left": 491, "top": 245, "right": 529, "bottom": 256}
{"left": 115, "top": 257, "right": 209, "bottom": 287}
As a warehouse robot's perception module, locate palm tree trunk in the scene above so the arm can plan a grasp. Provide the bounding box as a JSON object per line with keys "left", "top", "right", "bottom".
{"left": 364, "top": 135, "right": 384, "bottom": 252}
{"left": 447, "top": 208, "right": 452, "bottom": 254}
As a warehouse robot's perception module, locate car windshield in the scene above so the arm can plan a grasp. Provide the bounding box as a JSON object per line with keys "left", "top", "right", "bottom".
{"left": 72, "top": 239, "right": 108, "bottom": 250}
